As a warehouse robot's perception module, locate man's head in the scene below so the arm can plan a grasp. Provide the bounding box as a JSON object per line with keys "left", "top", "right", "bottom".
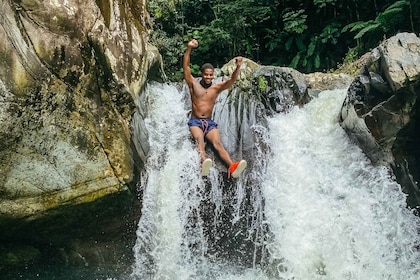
{"left": 200, "top": 63, "right": 215, "bottom": 87}
{"left": 201, "top": 63, "right": 214, "bottom": 73}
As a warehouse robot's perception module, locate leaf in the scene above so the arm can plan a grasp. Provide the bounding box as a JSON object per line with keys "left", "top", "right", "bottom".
{"left": 282, "top": 9, "right": 308, "bottom": 34}
{"left": 285, "top": 37, "right": 294, "bottom": 51}
{"left": 350, "top": 21, "right": 372, "bottom": 32}
{"left": 354, "top": 22, "right": 381, "bottom": 39}
{"left": 307, "top": 39, "right": 317, "bottom": 57}
{"left": 302, "top": 56, "right": 307, "bottom": 67}
{"left": 314, "top": 53, "right": 321, "bottom": 69}
{"left": 289, "top": 52, "right": 301, "bottom": 68}
{"left": 341, "top": 21, "right": 364, "bottom": 33}
{"left": 296, "top": 37, "right": 306, "bottom": 52}
{"left": 385, "top": 0, "right": 408, "bottom": 11}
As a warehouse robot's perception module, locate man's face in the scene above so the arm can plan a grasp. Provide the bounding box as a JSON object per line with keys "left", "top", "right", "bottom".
{"left": 201, "top": 69, "right": 214, "bottom": 85}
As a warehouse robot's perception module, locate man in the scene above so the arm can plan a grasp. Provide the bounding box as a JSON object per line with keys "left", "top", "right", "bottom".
{"left": 183, "top": 39, "right": 247, "bottom": 178}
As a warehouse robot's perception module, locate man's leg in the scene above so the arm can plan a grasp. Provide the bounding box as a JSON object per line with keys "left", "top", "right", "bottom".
{"left": 190, "top": 126, "right": 213, "bottom": 176}
{"left": 206, "top": 128, "right": 247, "bottom": 178}
{"left": 205, "top": 129, "right": 233, "bottom": 167}
{"left": 190, "top": 126, "right": 207, "bottom": 162}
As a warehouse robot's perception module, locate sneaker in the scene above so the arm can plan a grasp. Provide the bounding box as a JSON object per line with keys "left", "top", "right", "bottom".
{"left": 228, "top": 160, "right": 247, "bottom": 178}
{"left": 201, "top": 158, "right": 213, "bottom": 176}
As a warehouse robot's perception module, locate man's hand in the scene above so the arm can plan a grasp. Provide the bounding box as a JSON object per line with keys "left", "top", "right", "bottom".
{"left": 235, "top": 56, "right": 243, "bottom": 67}
{"left": 187, "top": 39, "right": 198, "bottom": 49}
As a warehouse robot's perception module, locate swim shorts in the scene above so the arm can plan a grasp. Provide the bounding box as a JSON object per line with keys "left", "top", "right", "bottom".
{"left": 187, "top": 118, "right": 218, "bottom": 136}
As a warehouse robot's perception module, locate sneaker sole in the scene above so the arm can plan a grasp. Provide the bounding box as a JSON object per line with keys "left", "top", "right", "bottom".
{"left": 201, "top": 158, "right": 213, "bottom": 176}
{"left": 231, "top": 160, "right": 247, "bottom": 178}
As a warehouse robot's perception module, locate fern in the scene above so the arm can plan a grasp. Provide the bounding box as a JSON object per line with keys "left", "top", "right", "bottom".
{"left": 377, "top": 0, "right": 408, "bottom": 24}
{"left": 350, "top": 21, "right": 373, "bottom": 33}
{"left": 354, "top": 22, "right": 381, "bottom": 39}
{"left": 343, "top": 0, "right": 408, "bottom": 40}
{"left": 385, "top": 0, "right": 408, "bottom": 11}
{"left": 341, "top": 21, "right": 365, "bottom": 33}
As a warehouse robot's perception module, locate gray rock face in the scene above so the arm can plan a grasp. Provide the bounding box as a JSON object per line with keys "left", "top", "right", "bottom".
{"left": 0, "top": 0, "right": 159, "bottom": 219}
{"left": 253, "top": 66, "right": 311, "bottom": 114}
{"left": 340, "top": 32, "right": 420, "bottom": 207}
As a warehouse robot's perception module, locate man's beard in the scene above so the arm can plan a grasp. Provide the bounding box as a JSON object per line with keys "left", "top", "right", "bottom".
{"left": 200, "top": 79, "right": 212, "bottom": 89}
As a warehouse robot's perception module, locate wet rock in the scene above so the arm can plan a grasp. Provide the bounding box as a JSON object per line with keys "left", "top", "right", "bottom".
{"left": 253, "top": 66, "right": 311, "bottom": 114}
{"left": 0, "top": 0, "right": 157, "bottom": 273}
{"left": 340, "top": 32, "right": 420, "bottom": 208}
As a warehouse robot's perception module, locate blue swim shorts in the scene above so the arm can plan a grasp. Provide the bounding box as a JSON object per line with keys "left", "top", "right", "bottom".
{"left": 187, "top": 118, "right": 218, "bottom": 136}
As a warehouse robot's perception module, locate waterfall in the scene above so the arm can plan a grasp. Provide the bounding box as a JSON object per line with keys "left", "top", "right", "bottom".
{"left": 130, "top": 82, "right": 420, "bottom": 280}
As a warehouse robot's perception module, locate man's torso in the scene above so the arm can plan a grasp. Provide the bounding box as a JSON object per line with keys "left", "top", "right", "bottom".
{"left": 190, "top": 80, "right": 220, "bottom": 118}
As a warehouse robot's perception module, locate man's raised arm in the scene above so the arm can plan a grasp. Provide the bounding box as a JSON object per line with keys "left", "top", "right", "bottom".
{"left": 183, "top": 39, "right": 198, "bottom": 86}
{"left": 218, "top": 56, "right": 243, "bottom": 91}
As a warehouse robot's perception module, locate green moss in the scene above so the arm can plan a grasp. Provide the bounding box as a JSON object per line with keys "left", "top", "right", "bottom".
{"left": 257, "top": 76, "right": 268, "bottom": 91}
{"left": 253, "top": 76, "right": 269, "bottom": 104}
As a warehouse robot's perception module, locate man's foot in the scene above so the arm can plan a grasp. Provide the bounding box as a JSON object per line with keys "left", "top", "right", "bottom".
{"left": 228, "top": 160, "right": 247, "bottom": 178}
{"left": 201, "top": 158, "right": 213, "bottom": 176}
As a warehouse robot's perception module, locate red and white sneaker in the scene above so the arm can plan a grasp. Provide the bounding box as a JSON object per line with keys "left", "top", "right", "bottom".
{"left": 228, "top": 160, "right": 247, "bottom": 178}
{"left": 201, "top": 158, "right": 213, "bottom": 176}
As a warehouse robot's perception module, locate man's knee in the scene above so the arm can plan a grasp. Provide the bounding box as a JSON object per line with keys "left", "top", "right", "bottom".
{"left": 212, "top": 140, "right": 225, "bottom": 151}
{"left": 193, "top": 136, "right": 205, "bottom": 145}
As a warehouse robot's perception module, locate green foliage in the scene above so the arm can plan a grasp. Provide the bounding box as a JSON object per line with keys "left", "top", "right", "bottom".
{"left": 257, "top": 76, "right": 268, "bottom": 91}
{"left": 343, "top": 47, "right": 361, "bottom": 65}
{"left": 282, "top": 9, "right": 308, "bottom": 34}
{"left": 314, "top": 0, "right": 336, "bottom": 11}
{"left": 343, "top": 1, "right": 409, "bottom": 44}
{"left": 190, "top": 64, "right": 201, "bottom": 77}
{"left": 255, "top": 75, "right": 269, "bottom": 103}
{"left": 147, "top": 0, "right": 419, "bottom": 80}
{"left": 288, "top": 22, "right": 340, "bottom": 72}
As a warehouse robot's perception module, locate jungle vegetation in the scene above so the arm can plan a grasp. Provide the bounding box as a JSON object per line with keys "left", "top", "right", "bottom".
{"left": 147, "top": 0, "right": 420, "bottom": 80}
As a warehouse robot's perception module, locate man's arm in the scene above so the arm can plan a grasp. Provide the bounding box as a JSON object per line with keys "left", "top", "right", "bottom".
{"left": 183, "top": 39, "right": 198, "bottom": 86}
{"left": 218, "top": 56, "right": 243, "bottom": 91}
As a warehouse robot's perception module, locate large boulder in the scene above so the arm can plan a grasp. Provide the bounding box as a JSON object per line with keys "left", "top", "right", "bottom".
{"left": 252, "top": 66, "right": 311, "bottom": 114}
{"left": 0, "top": 0, "right": 158, "bottom": 219}
{"left": 0, "top": 0, "right": 159, "bottom": 272}
{"left": 304, "top": 72, "right": 354, "bottom": 93}
{"left": 340, "top": 32, "right": 420, "bottom": 207}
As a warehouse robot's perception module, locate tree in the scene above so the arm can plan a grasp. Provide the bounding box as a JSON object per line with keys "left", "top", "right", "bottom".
{"left": 147, "top": 0, "right": 420, "bottom": 80}
{"left": 342, "top": 0, "right": 414, "bottom": 59}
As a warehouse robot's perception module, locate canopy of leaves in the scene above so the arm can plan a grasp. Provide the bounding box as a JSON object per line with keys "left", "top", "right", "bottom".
{"left": 147, "top": 0, "right": 420, "bottom": 80}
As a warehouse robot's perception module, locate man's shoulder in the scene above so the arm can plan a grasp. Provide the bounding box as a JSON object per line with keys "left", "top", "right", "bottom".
{"left": 210, "top": 81, "right": 228, "bottom": 91}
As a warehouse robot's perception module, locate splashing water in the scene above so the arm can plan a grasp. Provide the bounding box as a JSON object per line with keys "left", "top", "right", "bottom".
{"left": 262, "top": 89, "right": 420, "bottom": 280}
{"left": 130, "top": 83, "right": 420, "bottom": 280}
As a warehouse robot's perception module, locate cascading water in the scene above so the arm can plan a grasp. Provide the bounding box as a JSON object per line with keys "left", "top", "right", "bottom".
{"left": 262, "top": 90, "right": 420, "bottom": 279}
{"left": 130, "top": 82, "right": 420, "bottom": 280}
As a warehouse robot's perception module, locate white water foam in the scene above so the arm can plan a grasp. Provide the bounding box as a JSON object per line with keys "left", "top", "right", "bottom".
{"left": 262, "top": 89, "right": 420, "bottom": 280}
{"left": 131, "top": 84, "right": 420, "bottom": 280}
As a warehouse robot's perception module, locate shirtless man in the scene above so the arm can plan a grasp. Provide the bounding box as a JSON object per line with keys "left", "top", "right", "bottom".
{"left": 183, "top": 39, "right": 247, "bottom": 178}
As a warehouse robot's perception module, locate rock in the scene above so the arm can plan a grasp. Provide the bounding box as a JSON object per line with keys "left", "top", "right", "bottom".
{"left": 340, "top": 33, "right": 420, "bottom": 208}
{"left": 305, "top": 72, "right": 353, "bottom": 91}
{"left": 221, "top": 57, "right": 261, "bottom": 89}
{"left": 0, "top": 0, "right": 157, "bottom": 218}
{"left": 253, "top": 66, "right": 311, "bottom": 114}
{"left": 0, "top": 0, "right": 158, "bottom": 272}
